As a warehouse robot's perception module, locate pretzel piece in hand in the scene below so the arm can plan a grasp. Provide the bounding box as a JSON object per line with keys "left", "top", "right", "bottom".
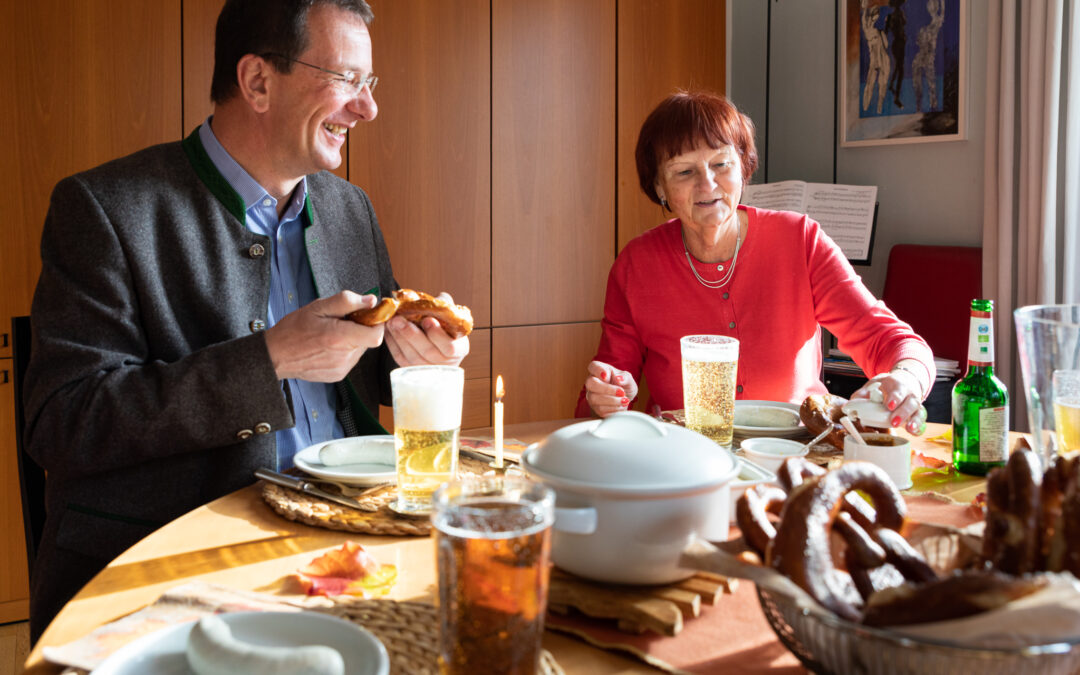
{"left": 345, "top": 289, "right": 474, "bottom": 338}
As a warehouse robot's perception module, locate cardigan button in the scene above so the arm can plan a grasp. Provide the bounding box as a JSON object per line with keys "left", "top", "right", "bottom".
{"left": 728, "top": 321, "right": 736, "bottom": 329}
{"left": 248, "top": 243, "right": 266, "bottom": 258}
{"left": 722, "top": 292, "right": 730, "bottom": 300}
{"left": 737, "top": 385, "right": 744, "bottom": 394}
{"left": 236, "top": 429, "right": 253, "bottom": 440}
{"left": 250, "top": 319, "right": 266, "bottom": 332}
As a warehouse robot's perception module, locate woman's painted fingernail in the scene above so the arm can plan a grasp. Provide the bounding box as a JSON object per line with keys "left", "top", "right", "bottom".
{"left": 887, "top": 400, "right": 897, "bottom": 411}
{"left": 616, "top": 389, "right": 625, "bottom": 398}
{"left": 621, "top": 398, "right": 630, "bottom": 407}
{"left": 615, "top": 374, "right": 624, "bottom": 383}
{"left": 891, "top": 416, "right": 902, "bottom": 427}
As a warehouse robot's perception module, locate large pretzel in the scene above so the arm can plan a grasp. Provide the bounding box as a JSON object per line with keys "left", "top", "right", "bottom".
{"left": 766, "top": 462, "right": 910, "bottom": 621}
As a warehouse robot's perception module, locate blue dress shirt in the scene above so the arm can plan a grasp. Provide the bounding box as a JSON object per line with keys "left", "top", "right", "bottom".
{"left": 199, "top": 119, "right": 344, "bottom": 468}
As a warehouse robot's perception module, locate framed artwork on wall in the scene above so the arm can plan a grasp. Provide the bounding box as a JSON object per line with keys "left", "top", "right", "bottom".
{"left": 840, "top": 0, "right": 967, "bottom": 147}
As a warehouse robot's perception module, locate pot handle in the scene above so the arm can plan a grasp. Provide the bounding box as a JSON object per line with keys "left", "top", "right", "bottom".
{"left": 553, "top": 506, "right": 598, "bottom": 535}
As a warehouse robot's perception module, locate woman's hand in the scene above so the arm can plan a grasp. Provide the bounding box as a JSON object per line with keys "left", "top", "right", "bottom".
{"left": 584, "top": 361, "right": 639, "bottom": 418}
{"left": 851, "top": 366, "right": 928, "bottom": 435}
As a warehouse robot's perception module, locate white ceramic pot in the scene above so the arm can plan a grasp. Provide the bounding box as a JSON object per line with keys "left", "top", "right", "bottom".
{"left": 521, "top": 411, "right": 739, "bottom": 585}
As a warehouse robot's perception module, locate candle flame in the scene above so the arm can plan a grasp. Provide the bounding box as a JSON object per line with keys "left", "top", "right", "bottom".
{"left": 495, "top": 375, "right": 505, "bottom": 401}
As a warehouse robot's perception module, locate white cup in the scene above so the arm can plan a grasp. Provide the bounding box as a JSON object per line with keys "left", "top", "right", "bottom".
{"left": 843, "top": 433, "right": 912, "bottom": 490}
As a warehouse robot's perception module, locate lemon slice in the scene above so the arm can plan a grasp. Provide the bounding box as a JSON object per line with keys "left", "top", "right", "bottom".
{"left": 404, "top": 443, "right": 453, "bottom": 475}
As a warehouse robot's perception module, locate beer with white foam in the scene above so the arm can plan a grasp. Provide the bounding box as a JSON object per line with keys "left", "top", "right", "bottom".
{"left": 391, "top": 366, "right": 464, "bottom": 514}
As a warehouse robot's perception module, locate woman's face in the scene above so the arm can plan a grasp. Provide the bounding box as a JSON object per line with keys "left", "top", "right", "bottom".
{"left": 655, "top": 142, "right": 743, "bottom": 233}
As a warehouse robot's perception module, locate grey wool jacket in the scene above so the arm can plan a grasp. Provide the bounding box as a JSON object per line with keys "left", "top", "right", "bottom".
{"left": 24, "top": 128, "right": 397, "bottom": 628}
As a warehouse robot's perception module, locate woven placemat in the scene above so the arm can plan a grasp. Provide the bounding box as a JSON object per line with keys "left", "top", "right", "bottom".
{"left": 319, "top": 597, "right": 564, "bottom": 675}
{"left": 261, "top": 454, "right": 497, "bottom": 536}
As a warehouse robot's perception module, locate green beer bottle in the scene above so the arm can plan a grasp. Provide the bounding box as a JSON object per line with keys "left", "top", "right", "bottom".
{"left": 952, "top": 299, "right": 1009, "bottom": 475}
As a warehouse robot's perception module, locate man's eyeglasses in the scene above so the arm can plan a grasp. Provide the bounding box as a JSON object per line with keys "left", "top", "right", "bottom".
{"left": 262, "top": 53, "right": 378, "bottom": 95}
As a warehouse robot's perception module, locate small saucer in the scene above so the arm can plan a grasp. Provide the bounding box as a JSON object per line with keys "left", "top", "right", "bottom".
{"left": 387, "top": 499, "right": 432, "bottom": 519}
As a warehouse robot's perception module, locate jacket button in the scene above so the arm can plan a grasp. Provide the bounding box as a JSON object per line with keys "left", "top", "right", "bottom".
{"left": 236, "top": 429, "right": 253, "bottom": 440}
{"left": 250, "top": 319, "right": 266, "bottom": 332}
{"left": 254, "top": 422, "right": 272, "bottom": 434}
{"left": 248, "top": 243, "right": 266, "bottom": 258}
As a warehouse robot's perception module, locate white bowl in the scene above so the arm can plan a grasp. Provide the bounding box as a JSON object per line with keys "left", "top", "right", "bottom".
{"left": 739, "top": 437, "right": 809, "bottom": 474}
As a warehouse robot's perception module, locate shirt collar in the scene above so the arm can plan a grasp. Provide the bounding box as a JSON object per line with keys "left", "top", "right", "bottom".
{"left": 198, "top": 117, "right": 308, "bottom": 222}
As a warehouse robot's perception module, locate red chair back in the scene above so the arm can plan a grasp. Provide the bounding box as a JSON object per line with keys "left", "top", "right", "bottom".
{"left": 882, "top": 245, "right": 982, "bottom": 365}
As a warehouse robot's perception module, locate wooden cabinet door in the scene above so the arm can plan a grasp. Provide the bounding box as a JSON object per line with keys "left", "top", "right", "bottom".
{"left": 617, "top": 0, "right": 728, "bottom": 251}
{"left": 0, "top": 0, "right": 182, "bottom": 624}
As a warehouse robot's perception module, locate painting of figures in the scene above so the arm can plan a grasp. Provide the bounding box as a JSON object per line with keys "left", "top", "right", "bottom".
{"left": 842, "top": 0, "right": 966, "bottom": 146}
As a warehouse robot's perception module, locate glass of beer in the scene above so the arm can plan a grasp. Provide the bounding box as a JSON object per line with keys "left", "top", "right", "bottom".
{"left": 1054, "top": 369, "right": 1080, "bottom": 453}
{"left": 390, "top": 365, "right": 464, "bottom": 515}
{"left": 680, "top": 335, "right": 739, "bottom": 448}
{"left": 433, "top": 477, "right": 555, "bottom": 675}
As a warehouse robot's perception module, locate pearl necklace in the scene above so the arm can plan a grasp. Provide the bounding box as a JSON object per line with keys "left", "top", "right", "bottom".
{"left": 682, "top": 225, "right": 742, "bottom": 289}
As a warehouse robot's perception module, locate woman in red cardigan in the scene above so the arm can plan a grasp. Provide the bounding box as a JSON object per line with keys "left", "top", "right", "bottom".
{"left": 576, "top": 91, "right": 934, "bottom": 436}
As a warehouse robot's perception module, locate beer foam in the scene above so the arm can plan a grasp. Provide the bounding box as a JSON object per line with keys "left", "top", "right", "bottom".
{"left": 680, "top": 335, "right": 739, "bottom": 363}
{"left": 391, "top": 366, "right": 464, "bottom": 430}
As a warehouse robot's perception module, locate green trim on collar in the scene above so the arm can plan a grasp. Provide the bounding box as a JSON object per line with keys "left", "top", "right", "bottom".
{"left": 182, "top": 127, "right": 247, "bottom": 223}
{"left": 303, "top": 193, "right": 315, "bottom": 227}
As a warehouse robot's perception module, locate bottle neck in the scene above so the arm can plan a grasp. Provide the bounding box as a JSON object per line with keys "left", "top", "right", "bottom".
{"left": 966, "top": 309, "right": 995, "bottom": 368}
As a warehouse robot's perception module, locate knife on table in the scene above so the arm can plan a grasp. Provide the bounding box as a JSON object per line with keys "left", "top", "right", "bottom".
{"left": 255, "top": 468, "right": 369, "bottom": 511}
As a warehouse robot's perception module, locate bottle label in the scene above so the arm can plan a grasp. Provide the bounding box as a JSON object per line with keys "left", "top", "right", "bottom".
{"left": 967, "top": 312, "right": 994, "bottom": 365}
{"left": 978, "top": 406, "right": 1008, "bottom": 462}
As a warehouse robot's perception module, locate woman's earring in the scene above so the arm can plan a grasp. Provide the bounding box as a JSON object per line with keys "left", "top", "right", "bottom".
{"left": 659, "top": 196, "right": 668, "bottom": 209}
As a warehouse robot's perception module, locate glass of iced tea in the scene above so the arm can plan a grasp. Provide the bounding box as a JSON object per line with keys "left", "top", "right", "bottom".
{"left": 390, "top": 365, "right": 464, "bottom": 515}
{"left": 432, "top": 477, "right": 555, "bottom": 675}
{"left": 680, "top": 335, "right": 740, "bottom": 448}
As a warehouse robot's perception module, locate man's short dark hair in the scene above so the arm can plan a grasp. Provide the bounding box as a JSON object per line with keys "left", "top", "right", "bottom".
{"left": 210, "top": 0, "right": 374, "bottom": 104}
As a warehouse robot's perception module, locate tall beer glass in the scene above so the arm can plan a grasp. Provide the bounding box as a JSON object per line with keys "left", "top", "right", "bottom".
{"left": 433, "top": 477, "right": 554, "bottom": 675}
{"left": 390, "top": 365, "right": 464, "bottom": 514}
{"left": 680, "top": 335, "right": 739, "bottom": 447}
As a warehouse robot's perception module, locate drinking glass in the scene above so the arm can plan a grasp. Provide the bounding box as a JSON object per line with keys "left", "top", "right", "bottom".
{"left": 433, "top": 477, "right": 555, "bottom": 675}
{"left": 1053, "top": 369, "right": 1080, "bottom": 453}
{"left": 680, "top": 335, "right": 740, "bottom": 447}
{"left": 1014, "top": 305, "right": 1080, "bottom": 463}
{"left": 390, "top": 365, "right": 464, "bottom": 514}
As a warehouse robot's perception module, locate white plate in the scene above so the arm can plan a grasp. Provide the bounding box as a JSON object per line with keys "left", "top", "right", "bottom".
{"left": 733, "top": 400, "right": 805, "bottom": 438}
{"left": 91, "top": 611, "right": 389, "bottom": 675}
{"left": 293, "top": 436, "right": 397, "bottom": 486}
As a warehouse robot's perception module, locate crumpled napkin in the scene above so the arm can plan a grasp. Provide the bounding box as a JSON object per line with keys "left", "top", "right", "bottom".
{"left": 292, "top": 540, "right": 397, "bottom": 597}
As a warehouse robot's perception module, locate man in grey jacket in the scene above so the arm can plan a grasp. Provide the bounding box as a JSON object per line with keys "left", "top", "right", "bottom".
{"left": 23, "top": 0, "right": 468, "bottom": 641}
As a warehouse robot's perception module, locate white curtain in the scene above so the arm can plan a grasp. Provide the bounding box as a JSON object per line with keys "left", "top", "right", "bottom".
{"left": 983, "top": 0, "right": 1080, "bottom": 429}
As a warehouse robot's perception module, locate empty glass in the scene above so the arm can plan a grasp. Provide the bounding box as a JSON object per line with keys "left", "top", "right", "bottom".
{"left": 1014, "top": 305, "right": 1080, "bottom": 463}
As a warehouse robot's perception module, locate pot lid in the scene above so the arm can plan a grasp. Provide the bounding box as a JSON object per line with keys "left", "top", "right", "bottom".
{"left": 524, "top": 411, "right": 737, "bottom": 489}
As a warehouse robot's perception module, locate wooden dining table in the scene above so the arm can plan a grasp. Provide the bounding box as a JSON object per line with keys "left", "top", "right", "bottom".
{"left": 23, "top": 419, "right": 988, "bottom": 674}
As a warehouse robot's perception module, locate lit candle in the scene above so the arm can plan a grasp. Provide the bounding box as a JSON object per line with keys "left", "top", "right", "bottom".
{"left": 494, "top": 375, "right": 505, "bottom": 469}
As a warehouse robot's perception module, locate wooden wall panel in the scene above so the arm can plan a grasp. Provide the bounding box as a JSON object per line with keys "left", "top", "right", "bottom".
{"left": 182, "top": 0, "right": 224, "bottom": 136}
{"left": 493, "top": 323, "right": 602, "bottom": 424}
{"left": 0, "top": 0, "right": 183, "bottom": 624}
{"left": 617, "top": 0, "right": 728, "bottom": 251}
{"left": 492, "top": 0, "right": 616, "bottom": 326}
{"left": 1, "top": 0, "right": 183, "bottom": 332}
{"left": 350, "top": 0, "right": 491, "bottom": 327}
